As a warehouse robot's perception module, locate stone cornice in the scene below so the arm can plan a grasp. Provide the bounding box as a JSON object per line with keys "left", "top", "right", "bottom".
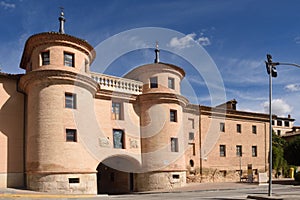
{"left": 19, "top": 69, "right": 98, "bottom": 95}
{"left": 138, "top": 92, "right": 189, "bottom": 107}
{"left": 200, "top": 105, "right": 271, "bottom": 122}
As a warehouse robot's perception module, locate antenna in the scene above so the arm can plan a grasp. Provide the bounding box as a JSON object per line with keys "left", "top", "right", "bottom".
{"left": 154, "top": 41, "right": 160, "bottom": 63}
{"left": 58, "top": 7, "right": 66, "bottom": 34}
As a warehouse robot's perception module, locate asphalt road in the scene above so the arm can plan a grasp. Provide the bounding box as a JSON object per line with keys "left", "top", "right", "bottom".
{"left": 1, "top": 184, "right": 299, "bottom": 200}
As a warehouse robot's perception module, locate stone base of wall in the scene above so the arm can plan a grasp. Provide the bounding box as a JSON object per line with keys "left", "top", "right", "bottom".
{"left": 135, "top": 171, "right": 186, "bottom": 191}
{"left": 0, "top": 172, "right": 24, "bottom": 188}
{"left": 187, "top": 168, "right": 260, "bottom": 183}
{"left": 26, "top": 172, "right": 97, "bottom": 194}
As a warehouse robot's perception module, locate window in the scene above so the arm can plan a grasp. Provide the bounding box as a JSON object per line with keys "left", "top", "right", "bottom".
{"left": 189, "top": 143, "right": 196, "bottom": 155}
{"left": 220, "top": 122, "right": 225, "bottom": 132}
{"left": 41, "top": 51, "right": 50, "bottom": 65}
{"left": 220, "top": 145, "right": 226, "bottom": 157}
{"left": 277, "top": 130, "right": 281, "bottom": 136}
{"left": 189, "top": 159, "right": 194, "bottom": 167}
{"left": 252, "top": 125, "right": 257, "bottom": 134}
{"left": 66, "top": 129, "right": 77, "bottom": 142}
{"left": 252, "top": 146, "right": 257, "bottom": 157}
{"left": 171, "top": 137, "right": 179, "bottom": 152}
{"left": 170, "top": 109, "right": 177, "bottom": 122}
{"left": 277, "top": 120, "right": 282, "bottom": 126}
{"left": 150, "top": 76, "right": 158, "bottom": 88}
{"left": 64, "top": 52, "right": 74, "bottom": 67}
{"left": 172, "top": 174, "right": 180, "bottom": 179}
{"left": 237, "top": 124, "right": 241, "bottom": 133}
{"left": 188, "top": 118, "right": 195, "bottom": 129}
{"left": 189, "top": 132, "right": 194, "bottom": 140}
{"left": 272, "top": 120, "right": 275, "bottom": 125}
{"left": 112, "top": 102, "right": 123, "bottom": 120}
{"left": 113, "top": 129, "right": 124, "bottom": 149}
{"left": 236, "top": 145, "right": 242, "bottom": 157}
{"left": 168, "top": 77, "right": 175, "bottom": 89}
{"left": 65, "top": 93, "right": 76, "bottom": 109}
{"left": 69, "top": 178, "right": 80, "bottom": 184}
{"left": 284, "top": 121, "right": 289, "bottom": 127}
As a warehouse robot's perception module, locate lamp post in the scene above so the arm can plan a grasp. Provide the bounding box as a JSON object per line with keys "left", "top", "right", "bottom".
{"left": 265, "top": 54, "right": 300, "bottom": 196}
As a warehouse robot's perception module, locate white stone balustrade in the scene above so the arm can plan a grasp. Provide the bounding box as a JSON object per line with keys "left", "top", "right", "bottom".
{"left": 91, "top": 72, "right": 143, "bottom": 95}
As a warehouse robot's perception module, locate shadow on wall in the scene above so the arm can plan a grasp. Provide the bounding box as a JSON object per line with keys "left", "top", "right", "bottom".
{"left": 0, "top": 76, "right": 25, "bottom": 188}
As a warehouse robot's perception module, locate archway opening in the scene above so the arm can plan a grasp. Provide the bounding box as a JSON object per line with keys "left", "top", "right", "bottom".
{"left": 96, "top": 156, "right": 139, "bottom": 194}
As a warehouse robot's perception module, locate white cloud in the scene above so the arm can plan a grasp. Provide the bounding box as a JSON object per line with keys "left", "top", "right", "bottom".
{"left": 168, "top": 33, "right": 211, "bottom": 49}
{"left": 285, "top": 84, "right": 300, "bottom": 92}
{"left": 0, "top": 1, "right": 15, "bottom": 9}
{"left": 197, "top": 36, "right": 211, "bottom": 46}
{"left": 263, "top": 99, "right": 292, "bottom": 117}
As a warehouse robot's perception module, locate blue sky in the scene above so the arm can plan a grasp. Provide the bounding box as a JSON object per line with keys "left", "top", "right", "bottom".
{"left": 1, "top": 0, "right": 300, "bottom": 124}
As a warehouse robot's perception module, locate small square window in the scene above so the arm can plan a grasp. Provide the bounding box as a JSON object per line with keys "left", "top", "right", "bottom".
{"left": 66, "top": 129, "right": 77, "bottom": 142}
{"left": 64, "top": 52, "right": 74, "bottom": 67}
{"left": 65, "top": 93, "right": 76, "bottom": 109}
{"left": 168, "top": 77, "right": 175, "bottom": 89}
{"left": 189, "top": 132, "right": 194, "bottom": 140}
{"left": 171, "top": 137, "right": 179, "bottom": 152}
{"left": 252, "top": 125, "right": 257, "bottom": 134}
{"left": 170, "top": 109, "right": 177, "bottom": 122}
{"left": 220, "top": 145, "right": 226, "bottom": 157}
{"left": 150, "top": 77, "right": 158, "bottom": 88}
{"left": 220, "top": 122, "right": 225, "bottom": 132}
{"left": 41, "top": 51, "right": 50, "bottom": 65}
{"left": 237, "top": 124, "right": 241, "bottom": 133}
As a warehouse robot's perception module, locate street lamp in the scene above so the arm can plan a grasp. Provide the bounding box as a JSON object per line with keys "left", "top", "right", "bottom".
{"left": 265, "top": 54, "right": 300, "bottom": 196}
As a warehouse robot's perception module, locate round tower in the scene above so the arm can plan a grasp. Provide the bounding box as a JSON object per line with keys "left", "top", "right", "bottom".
{"left": 19, "top": 11, "right": 99, "bottom": 194}
{"left": 125, "top": 45, "right": 188, "bottom": 191}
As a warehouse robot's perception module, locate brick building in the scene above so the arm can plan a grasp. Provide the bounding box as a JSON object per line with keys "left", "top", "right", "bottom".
{"left": 0, "top": 11, "right": 292, "bottom": 194}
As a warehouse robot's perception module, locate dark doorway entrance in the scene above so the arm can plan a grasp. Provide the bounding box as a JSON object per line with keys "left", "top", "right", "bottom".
{"left": 96, "top": 158, "right": 136, "bottom": 194}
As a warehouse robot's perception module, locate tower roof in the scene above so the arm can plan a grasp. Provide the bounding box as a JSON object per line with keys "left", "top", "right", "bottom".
{"left": 19, "top": 32, "right": 96, "bottom": 69}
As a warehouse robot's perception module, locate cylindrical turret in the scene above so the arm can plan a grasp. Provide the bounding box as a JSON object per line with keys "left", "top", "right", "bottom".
{"left": 125, "top": 62, "right": 188, "bottom": 191}
{"left": 19, "top": 32, "right": 98, "bottom": 194}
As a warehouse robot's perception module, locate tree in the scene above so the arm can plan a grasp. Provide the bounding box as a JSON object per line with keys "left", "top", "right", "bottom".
{"left": 284, "top": 136, "right": 300, "bottom": 166}
{"left": 272, "top": 132, "right": 288, "bottom": 176}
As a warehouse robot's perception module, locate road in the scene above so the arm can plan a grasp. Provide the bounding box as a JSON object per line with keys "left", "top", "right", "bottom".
{"left": 1, "top": 183, "right": 299, "bottom": 200}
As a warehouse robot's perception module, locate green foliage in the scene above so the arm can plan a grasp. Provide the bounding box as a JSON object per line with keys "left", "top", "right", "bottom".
{"left": 284, "top": 136, "right": 300, "bottom": 166}
{"left": 272, "top": 132, "right": 289, "bottom": 176}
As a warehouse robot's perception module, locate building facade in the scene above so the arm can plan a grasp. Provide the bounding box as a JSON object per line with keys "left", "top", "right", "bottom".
{"left": 0, "top": 13, "right": 293, "bottom": 195}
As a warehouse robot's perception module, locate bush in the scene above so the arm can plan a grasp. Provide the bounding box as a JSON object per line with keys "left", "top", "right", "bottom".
{"left": 295, "top": 172, "right": 300, "bottom": 182}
